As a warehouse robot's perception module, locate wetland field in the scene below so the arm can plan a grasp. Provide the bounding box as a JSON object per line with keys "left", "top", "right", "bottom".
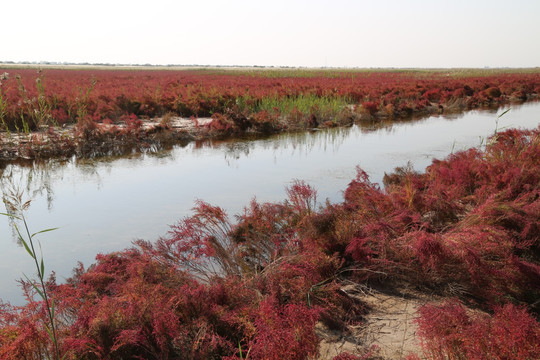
{"left": 0, "top": 67, "right": 539, "bottom": 359}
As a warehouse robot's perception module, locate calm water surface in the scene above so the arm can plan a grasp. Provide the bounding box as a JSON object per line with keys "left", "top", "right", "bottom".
{"left": 1, "top": 103, "right": 539, "bottom": 304}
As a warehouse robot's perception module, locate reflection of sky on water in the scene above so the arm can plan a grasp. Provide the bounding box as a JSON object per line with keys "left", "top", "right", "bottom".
{"left": 1, "top": 102, "right": 539, "bottom": 304}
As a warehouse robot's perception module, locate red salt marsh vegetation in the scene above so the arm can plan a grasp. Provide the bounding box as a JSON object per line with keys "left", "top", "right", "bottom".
{"left": 0, "top": 123, "right": 538, "bottom": 359}
{"left": 0, "top": 66, "right": 539, "bottom": 161}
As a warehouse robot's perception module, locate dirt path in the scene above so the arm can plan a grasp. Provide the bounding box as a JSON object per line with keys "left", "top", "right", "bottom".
{"left": 318, "top": 284, "right": 432, "bottom": 359}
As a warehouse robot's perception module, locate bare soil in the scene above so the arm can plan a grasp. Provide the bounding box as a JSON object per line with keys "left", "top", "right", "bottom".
{"left": 317, "top": 284, "right": 436, "bottom": 359}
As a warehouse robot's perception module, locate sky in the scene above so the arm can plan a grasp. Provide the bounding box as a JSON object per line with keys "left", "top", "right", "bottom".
{"left": 3, "top": 0, "right": 540, "bottom": 68}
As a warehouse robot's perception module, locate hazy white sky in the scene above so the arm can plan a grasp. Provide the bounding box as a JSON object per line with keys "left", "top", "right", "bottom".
{"left": 3, "top": 0, "right": 540, "bottom": 68}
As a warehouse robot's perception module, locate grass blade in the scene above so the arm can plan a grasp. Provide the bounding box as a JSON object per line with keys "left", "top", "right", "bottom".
{"left": 31, "top": 227, "right": 59, "bottom": 238}
{"left": 498, "top": 108, "right": 511, "bottom": 118}
{"left": 17, "top": 229, "right": 35, "bottom": 258}
{"left": 0, "top": 212, "right": 21, "bottom": 220}
{"left": 44, "top": 323, "right": 55, "bottom": 343}
{"left": 20, "top": 238, "right": 34, "bottom": 259}
{"left": 40, "top": 258, "right": 45, "bottom": 280}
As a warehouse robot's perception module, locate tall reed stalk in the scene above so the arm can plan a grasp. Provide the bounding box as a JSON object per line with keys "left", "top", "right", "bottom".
{"left": 0, "top": 72, "right": 9, "bottom": 136}
{"left": 76, "top": 76, "right": 96, "bottom": 121}
{"left": 2, "top": 189, "right": 61, "bottom": 360}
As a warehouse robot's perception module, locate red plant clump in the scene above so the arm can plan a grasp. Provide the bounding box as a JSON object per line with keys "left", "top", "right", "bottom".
{"left": 360, "top": 101, "right": 379, "bottom": 115}
{"left": 298, "top": 127, "right": 540, "bottom": 308}
{"left": 0, "top": 299, "right": 50, "bottom": 359}
{"left": 0, "top": 247, "right": 329, "bottom": 359}
{"left": 415, "top": 300, "right": 540, "bottom": 360}
{"left": 241, "top": 299, "right": 320, "bottom": 360}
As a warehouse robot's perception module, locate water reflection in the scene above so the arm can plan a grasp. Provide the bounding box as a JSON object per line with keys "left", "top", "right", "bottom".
{"left": 1, "top": 161, "right": 58, "bottom": 211}
{"left": 181, "top": 109, "right": 483, "bottom": 166}
{"left": 217, "top": 127, "right": 357, "bottom": 166}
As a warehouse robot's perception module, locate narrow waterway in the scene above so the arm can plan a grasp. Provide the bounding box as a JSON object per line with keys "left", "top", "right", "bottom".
{"left": 1, "top": 102, "right": 539, "bottom": 304}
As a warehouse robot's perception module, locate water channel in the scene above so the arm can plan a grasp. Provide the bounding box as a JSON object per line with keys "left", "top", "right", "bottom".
{"left": 1, "top": 102, "right": 539, "bottom": 304}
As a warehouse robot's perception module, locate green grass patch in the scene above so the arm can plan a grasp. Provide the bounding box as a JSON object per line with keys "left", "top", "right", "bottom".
{"left": 252, "top": 94, "right": 350, "bottom": 116}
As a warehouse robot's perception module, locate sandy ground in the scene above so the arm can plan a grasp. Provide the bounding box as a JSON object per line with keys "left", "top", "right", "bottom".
{"left": 144, "top": 116, "right": 213, "bottom": 130}
{"left": 317, "top": 284, "right": 431, "bottom": 359}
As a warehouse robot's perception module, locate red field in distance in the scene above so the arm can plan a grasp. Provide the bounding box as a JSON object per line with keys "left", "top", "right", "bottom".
{"left": 1, "top": 67, "right": 539, "bottom": 132}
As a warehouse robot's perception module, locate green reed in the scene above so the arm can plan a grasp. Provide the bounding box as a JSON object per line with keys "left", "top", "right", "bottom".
{"left": 2, "top": 188, "right": 62, "bottom": 360}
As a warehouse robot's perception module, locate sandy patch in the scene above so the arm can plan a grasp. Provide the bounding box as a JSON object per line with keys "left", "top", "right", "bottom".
{"left": 146, "top": 116, "right": 213, "bottom": 130}
{"left": 318, "top": 284, "right": 431, "bottom": 359}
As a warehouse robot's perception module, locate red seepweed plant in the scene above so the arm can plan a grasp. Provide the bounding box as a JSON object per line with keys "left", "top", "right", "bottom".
{"left": 415, "top": 300, "right": 540, "bottom": 360}
{"left": 0, "top": 68, "right": 538, "bottom": 133}
{"left": 304, "top": 127, "right": 540, "bottom": 308}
